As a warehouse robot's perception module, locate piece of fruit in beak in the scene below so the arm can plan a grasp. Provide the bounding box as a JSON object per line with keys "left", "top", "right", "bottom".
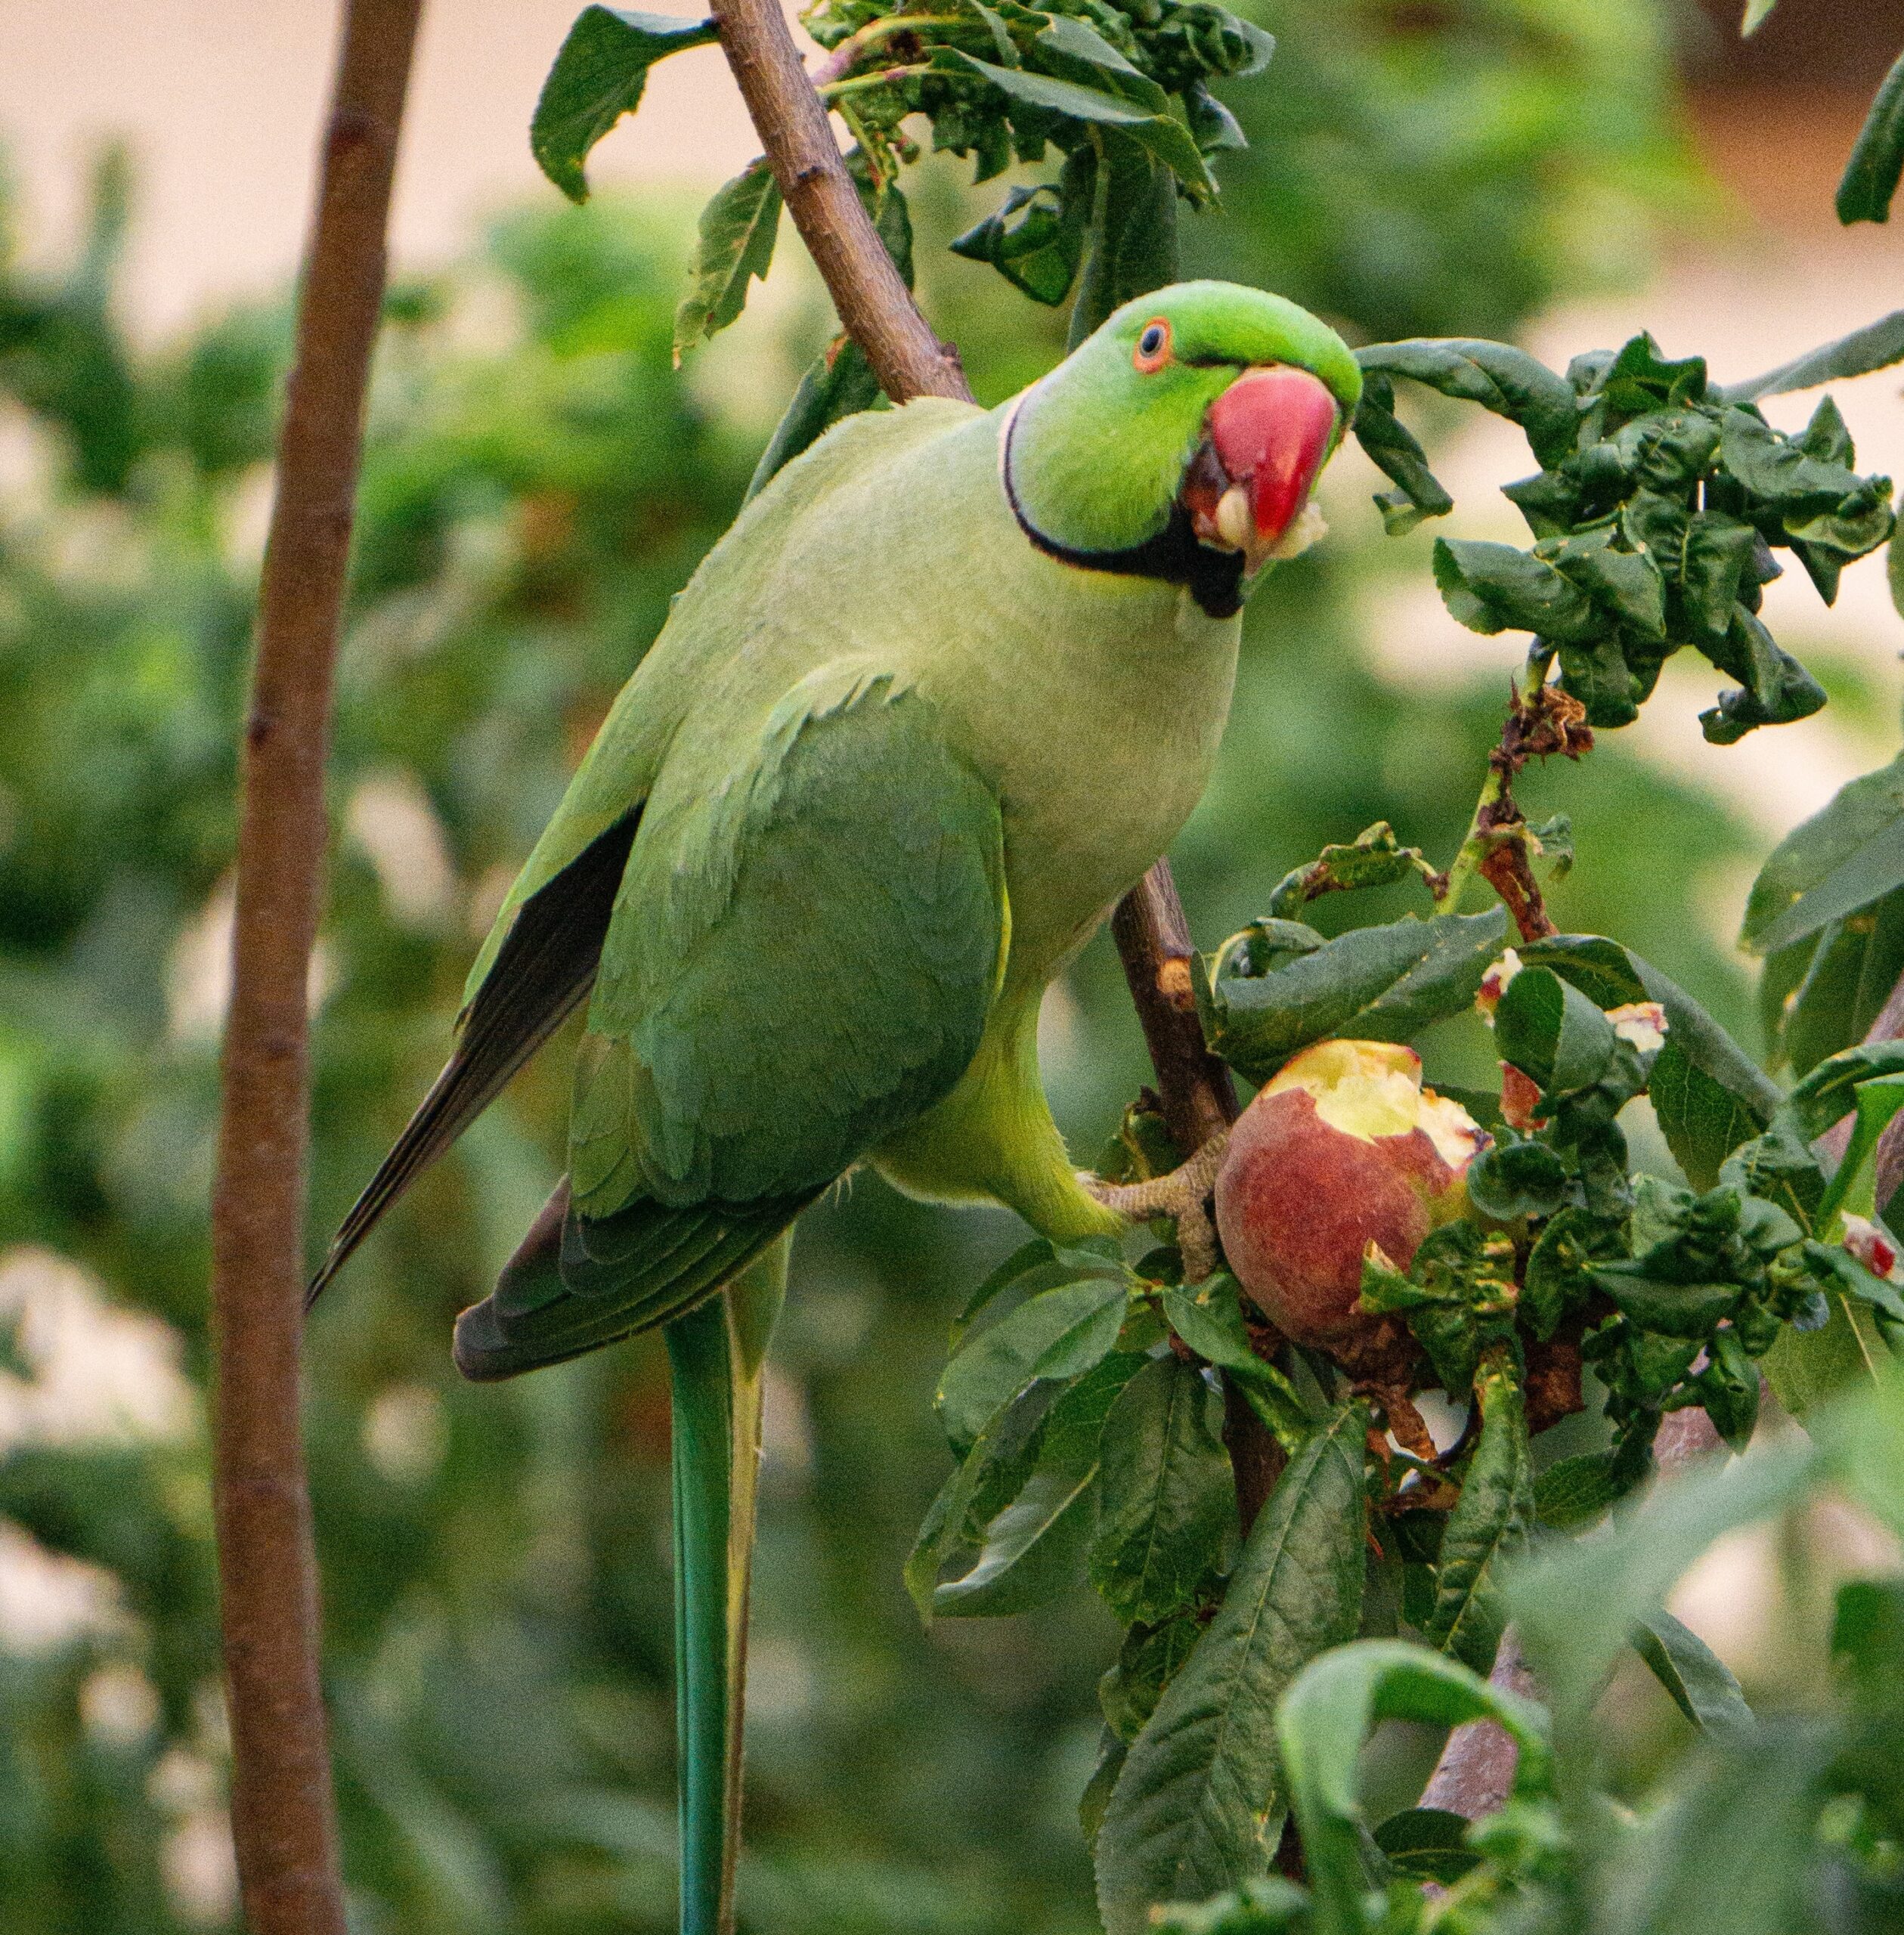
{"left": 1191, "top": 364, "right": 1339, "bottom": 571}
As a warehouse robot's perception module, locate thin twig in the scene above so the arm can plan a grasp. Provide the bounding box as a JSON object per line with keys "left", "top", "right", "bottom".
{"left": 1435, "top": 674, "right": 1590, "bottom": 945}
{"left": 208, "top": 2, "right": 422, "bottom": 1928}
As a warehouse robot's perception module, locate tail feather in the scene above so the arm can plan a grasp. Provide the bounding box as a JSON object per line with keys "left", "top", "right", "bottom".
{"left": 667, "top": 1241, "right": 788, "bottom": 1935}
{"left": 307, "top": 809, "right": 640, "bottom": 1305}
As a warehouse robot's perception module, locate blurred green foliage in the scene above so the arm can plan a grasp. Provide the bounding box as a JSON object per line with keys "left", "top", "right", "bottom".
{"left": 0, "top": 2, "right": 1836, "bottom": 1927}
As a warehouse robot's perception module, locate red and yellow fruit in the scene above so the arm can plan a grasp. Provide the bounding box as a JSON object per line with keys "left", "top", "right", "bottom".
{"left": 1214, "top": 1040, "right": 1487, "bottom": 1347}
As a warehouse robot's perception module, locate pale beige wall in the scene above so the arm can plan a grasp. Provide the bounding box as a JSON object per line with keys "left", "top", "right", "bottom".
{"left": 1, "top": 0, "right": 761, "bottom": 335}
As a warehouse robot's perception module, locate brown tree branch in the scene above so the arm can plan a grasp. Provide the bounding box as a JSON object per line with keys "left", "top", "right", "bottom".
{"left": 1110, "top": 869, "right": 1240, "bottom": 1157}
{"left": 711, "top": 0, "right": 967, "bottom": 403}
{"left": 208, "top": 2, "right": 422, "bottom": 1927}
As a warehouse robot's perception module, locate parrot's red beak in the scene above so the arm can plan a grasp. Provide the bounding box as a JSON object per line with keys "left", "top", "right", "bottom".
{"left": 1181, "top": 365, "right": 1339, "bottom": 571}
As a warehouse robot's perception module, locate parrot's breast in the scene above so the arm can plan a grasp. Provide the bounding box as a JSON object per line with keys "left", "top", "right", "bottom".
{"left": 883, "top": 413, "right": 1243, "bottom": 992}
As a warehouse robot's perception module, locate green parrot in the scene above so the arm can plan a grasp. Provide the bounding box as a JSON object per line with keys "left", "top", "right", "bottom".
{"left": 311, "top": 280, "right": 1360, "bottom": 1933}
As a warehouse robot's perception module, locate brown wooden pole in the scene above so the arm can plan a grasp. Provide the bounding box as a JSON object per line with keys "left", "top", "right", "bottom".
{"left": 208, "top": 3, "right": 423, "bottom": 1927}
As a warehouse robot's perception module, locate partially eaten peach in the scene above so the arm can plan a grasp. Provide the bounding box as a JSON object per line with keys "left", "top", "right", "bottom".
{"left": 1214, "top": 1040, "right": 1487, "bottom": 1348}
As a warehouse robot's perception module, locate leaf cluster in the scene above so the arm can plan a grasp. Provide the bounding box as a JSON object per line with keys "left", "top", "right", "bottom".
{"left": 532, "top": 0, "right": 1274, "bottom": 362}
{"left": 927, "top": 799, "right": 1904, "bottom": 1930}
{"left": 1154, "top": 1368, "right": 1904, "bottom": 1935}
{"left": 1353, "top": 328, "right": 1904, "bottom": 743}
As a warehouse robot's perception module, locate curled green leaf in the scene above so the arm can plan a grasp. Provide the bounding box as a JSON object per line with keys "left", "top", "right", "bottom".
{"left": 673, "top": 157, "right": 782, "bottom": 361}
{"left": 531, "top": 7, "right": 719, "bottom": 203}
{"left": 1839, "top": 51, "right": 1904, "bottom": 225}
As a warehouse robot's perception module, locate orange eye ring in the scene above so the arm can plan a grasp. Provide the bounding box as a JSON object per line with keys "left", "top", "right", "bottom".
{"left": 1133, "top": 318, "right": 1172, "bottom": 373}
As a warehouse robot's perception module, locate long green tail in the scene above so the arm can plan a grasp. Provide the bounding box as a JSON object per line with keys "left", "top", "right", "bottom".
{"left": 664, "top": 1236, "right": 788, "bottom": 1935}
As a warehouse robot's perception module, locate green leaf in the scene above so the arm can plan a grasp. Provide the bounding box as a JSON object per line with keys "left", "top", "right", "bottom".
{"left": 1649, "top": 1043, "right": 1763, "bottom": 1193}
{"left": 1089, "top": 1357, "right": 1234, "bottom": 1625}
{"left": 1201, "top": 908, "right": 1508, "bottom": 1084}
{"left": 1265, "top": 822, "right": 1435, "bottom": 919}
{"left": 1101, "top": 1611, "right": 1208, "bottom": 1745}
{"left": 937, "top": 1272, "right": 1129, "bottom": 1452}
{"left": 1677, "top": 510, "right": 1759, "bottom": 643}
{"left": 1432, "top": 538, "right": 1599, "bottom": 644}
{"left": 745, "top": 336, "right": 884, "bottom": 503}
{"left": 672, "top": 158, "right": 782, "bottom": 361}
{"left": 1779, "top": 1039, "right": 1904, "bottom": 1145}
{"left": 1519, "top": 934, "right": 1782, "bottom": 1176}
{"left": 1741, "top": 0, "right": 1779, "bottom": 33}
{"left": 1597, "top": 331, "right": 1711, "bottom": 413}
{"left": 1817, "top": 1072, "right": 1904, "bottom": 1226}
{"left": 1822, "top": 1361, "right": 1904, "bottom": 1542}
{"left": 1464, "top": 1139, "right": 1569, "bottom": 1221}
{"left": 950, "top": 178, "right": 1088, "bottom": 305}
{"left": 1700, "top": 608, "right": 1828, "bottom": 745}
{"left": 1361, "top": 1224, "right": 1519, "bottom": 1398}
{"left": 1717, "top": 407, "right": 1865, "bottom": 511}
{"left": 1523, "top": 1208, "right": 1598, "bottom": 1342}
{"left": 1511, "top": 1435, "right": 1816, "bottom": 1726}
{"left": 1095, "top": 1407, "right": 1367, "bottom": 1933}
{"left": 941, "top": 53, "right": 1216, "bottom": 200}
{"left": 1032, "top": 14, "right": 1154, "bottom": 90}
{"left": 1349, "top": 373, "right": 1453, "bottom": 534}
{"left": 1769, "top": 894, "right": 1904, "bottom": 1078}
{"left": 1696, "top": 1324, "right": 1762, "bottom": 1450}
{"left": 1742, "top": 750, "right": 1904, "bottom": 955}
{"left": 1356, "top": 339, "right": 1578, "bottom": 469}
{"left": 1370, "top": 1807, "right": 1478, "bottom": 1885}
{"left": 1722, "top": 1119, "right": 1828, "bottom": 1237}
{"left": 1833, "top": 1576, "right": 1904, "bottom": 1686}
{"left": 1275, "top": 1640, "right": 1550, "bottom": 1935}
{"left": 1426, "top": 1349, "right": 1532, "bottom": 1671}
{"left": 1839, "top": 51, "right": 1904, "bottom": 225}
{"left": 949, "top": 1237, "right": 1062, "bottom": 1351}
{"left": 1159, "top": 1280, "right": 1314, "bottom": 1448}
{"left": 934, "top": 1352, "right": 1141, "bottom": 1617}
{"left": 1069, "top": 135, "right": 1178, "bottom": 347}
{"left": 1493, "top": 964, "right": 1618, "bottom": 1097}
{"left": 1632, "top": 1610, "right": 1754, "bottom": 1735}
{"left": 1547, "top": 529, "right": 1667, "bottom": 640}
{"left": 531, "top": 8, "right": 719, "bottom": 202}
{"left": 1534, "top": 1450, "right": 1627, "bottom": 1530}
{"left": 906, "top": 1382, "right": 1050, "bottom": 1616}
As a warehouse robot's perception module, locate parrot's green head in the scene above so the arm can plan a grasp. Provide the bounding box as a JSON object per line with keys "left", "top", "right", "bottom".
{"left": 1001, "top": 281, "right": 1361, "bottom": 618}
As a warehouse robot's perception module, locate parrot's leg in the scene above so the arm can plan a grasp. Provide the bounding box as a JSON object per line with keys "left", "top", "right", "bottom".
{"left": 664, "top": 1234, "right": 789, "bottom": 1935}
{"left": 1083, "top": 1132, "right": 1230, "bottom": 1283}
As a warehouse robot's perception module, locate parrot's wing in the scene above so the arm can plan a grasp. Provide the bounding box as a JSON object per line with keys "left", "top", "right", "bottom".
{"left": 451, "top": 666, "right": 1007, "bottom": 1378}
{"left": 308, "top": 808, "right": 641, "bottom": 1302}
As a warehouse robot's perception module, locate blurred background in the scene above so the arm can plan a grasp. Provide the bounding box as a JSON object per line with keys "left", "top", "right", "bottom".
{"left": 0, "top": 2, "right": 1902, "bottom": 1929}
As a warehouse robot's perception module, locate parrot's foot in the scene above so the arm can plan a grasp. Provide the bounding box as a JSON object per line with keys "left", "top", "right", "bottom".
{"left": 1082, "top": 1133, "right": 1229, "bottom": 1284}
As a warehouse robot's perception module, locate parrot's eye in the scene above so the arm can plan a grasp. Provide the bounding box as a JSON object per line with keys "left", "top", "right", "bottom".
{"left": 1134, "top": 320, "right": 1172, "bottom": 372}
